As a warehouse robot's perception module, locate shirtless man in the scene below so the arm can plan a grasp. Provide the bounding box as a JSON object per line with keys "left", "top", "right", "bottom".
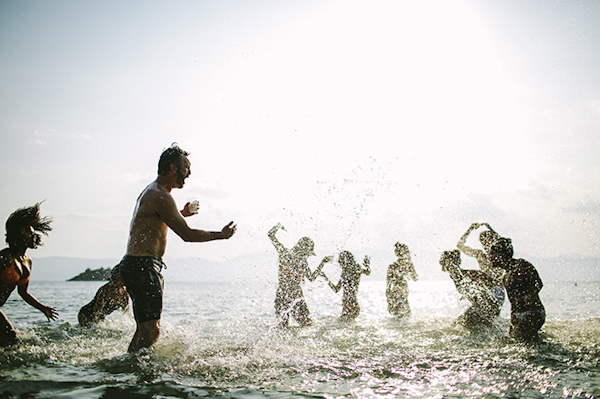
{"left": 119, "top": 144, "right": 236, "bottom": 353}
{"left": 489, "top": 237, "right": 545, "bottom": 342}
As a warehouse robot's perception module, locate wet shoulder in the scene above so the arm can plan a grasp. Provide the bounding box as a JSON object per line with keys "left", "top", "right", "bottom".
{"left": 514, "top": 258, "right": 537, "bottom": 273}
{"left": 0, "top": 248, "right": 14, "bottom": 269}
{"left": 137, "top": 184, "right": 174, "bottom": 213}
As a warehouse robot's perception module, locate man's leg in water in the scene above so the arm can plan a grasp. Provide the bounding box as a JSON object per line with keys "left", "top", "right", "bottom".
{"left": 119, "top": 256, "right": 165, "bottom": 352}
{"left": 128, "top": 319, "right": 160, "bottom": 353}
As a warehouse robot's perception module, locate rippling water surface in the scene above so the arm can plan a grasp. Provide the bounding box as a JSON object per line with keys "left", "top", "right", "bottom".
{"left": 1, "top": 279, "right": 598, "bottom": 398}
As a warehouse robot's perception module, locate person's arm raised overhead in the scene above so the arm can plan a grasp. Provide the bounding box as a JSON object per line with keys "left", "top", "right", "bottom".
{"left": 457, "top": 223, "right": 483, "bottom": 258}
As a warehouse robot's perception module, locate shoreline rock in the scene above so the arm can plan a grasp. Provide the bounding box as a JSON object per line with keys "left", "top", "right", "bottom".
{"left": 67, "top": 267, "right": 111, "bottom": 281}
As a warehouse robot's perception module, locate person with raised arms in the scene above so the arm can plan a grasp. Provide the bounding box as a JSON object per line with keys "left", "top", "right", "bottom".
{"left": 268, "top": 223, "right": 332, "bottom": 327}
{"left": 457, "top": 223, "right": 503, "bottom": 282}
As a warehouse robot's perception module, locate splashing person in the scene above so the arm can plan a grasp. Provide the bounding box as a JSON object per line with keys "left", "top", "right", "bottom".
{"left": 386, "top": 243, "right": 418, "bottom": 318}
{"left": 489, "top": 238, "right": 545, "bottom": 342}
{"left": 268, "top": 223, "right": 332, "bottom": 327}
{"left": 457, "top": 223, "right": 505, "bottom": 310}
{"left": 78, "top": 265, "right": 129, "bottom": 327}
{"left": 323, "top": 251, "right": 371, "bottom": 321}
{"left": 440, "top": 250, "right": 503, "bottom": 331}
{"left": 0, "top": 203, "right": 58, "bottom": 346}
{"left": 119, "top": 144, "right": 237, "bottom": 353}
{"left": 457, "top": 223, "right": 504, "bottom": 282}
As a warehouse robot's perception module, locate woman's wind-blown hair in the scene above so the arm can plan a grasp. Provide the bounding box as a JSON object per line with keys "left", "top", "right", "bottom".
{"left": 5, "top": 202, "right": 52, "bottom": 249}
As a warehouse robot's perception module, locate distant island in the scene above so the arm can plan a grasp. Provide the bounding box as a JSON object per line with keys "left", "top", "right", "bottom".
{"left": 67, "top": 267, "right": 112, "bottom": 281}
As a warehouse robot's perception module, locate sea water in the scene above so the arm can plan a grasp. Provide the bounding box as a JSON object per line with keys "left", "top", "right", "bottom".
{"left": 0, "top": 278, "right": 598, "bottom": 398}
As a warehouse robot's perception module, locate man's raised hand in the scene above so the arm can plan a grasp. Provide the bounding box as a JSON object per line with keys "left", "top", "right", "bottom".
{"left": 221, "top": 221, "right": 237, "bottom": 239}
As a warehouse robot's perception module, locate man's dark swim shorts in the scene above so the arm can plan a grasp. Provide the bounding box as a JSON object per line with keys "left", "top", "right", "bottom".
{"left": 118, "top": 255, "right": 165, "bottom": 323}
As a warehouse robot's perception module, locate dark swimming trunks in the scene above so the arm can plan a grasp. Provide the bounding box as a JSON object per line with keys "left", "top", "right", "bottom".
{"left": 118, "top": 256, "right": 165, "bottom": 323}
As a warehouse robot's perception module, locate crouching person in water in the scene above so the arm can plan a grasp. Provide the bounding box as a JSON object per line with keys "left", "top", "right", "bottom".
{"left": 78, "top": 266, "right": 129, "bottom": 327}
{"left": 440, "top": 250, "right": 503, "bottom": 331}
{"left": 324, "top": 251, "right": 371, "bottom": 321}
{"left": 489, "top": 238, "right": 545, "bottom": 342}
{"left": 0, "top": 204, "right": 58, "bottom": 346}
{"left": 269, "top": 223, "right": 332, "bottom": 327}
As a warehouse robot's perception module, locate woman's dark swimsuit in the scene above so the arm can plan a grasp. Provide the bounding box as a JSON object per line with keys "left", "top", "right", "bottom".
{"left": 118, "top": 256, "right": 165, "bottom": 323}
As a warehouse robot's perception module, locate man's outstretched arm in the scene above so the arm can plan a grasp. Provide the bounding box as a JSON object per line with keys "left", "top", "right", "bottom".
{"left": 158, "top": 191, "right": 236, "bottom": 242}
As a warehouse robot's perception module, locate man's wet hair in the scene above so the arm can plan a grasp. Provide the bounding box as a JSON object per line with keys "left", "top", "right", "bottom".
{"left": 479, "top": 230, "right": 500, "bottom": 248}
{"left": 490, "top": 237, "right": 514, "bottom": 259}
{"left": 5, "top": 203, "right": 52, "bottom": 249}
{"left": 439, "top": 249, "right": 461, "bottom": 270}
{"left": 158, "top": 143, "right": 190, "bottom": 176}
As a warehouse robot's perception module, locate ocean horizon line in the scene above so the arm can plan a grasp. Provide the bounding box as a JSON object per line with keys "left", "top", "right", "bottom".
{"left": 30, "top": 253, "right": 600, "bottom": 282}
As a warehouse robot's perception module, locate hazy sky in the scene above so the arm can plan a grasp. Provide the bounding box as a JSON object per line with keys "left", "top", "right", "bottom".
{"left": 1, "top": 0, "right": 599, "bottom": 270}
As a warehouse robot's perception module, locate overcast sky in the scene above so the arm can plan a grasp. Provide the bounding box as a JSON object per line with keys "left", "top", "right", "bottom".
{"left": 1, "top": 0, "right": 599, "bottom": 271}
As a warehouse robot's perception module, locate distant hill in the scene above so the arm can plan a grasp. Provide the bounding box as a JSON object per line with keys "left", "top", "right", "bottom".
{"left": 67, "top": 267, "right": 112, "bottom": 281}
{"left": 30, "top": 255, "right": 269, "bottom": 282}
{"left": 31, "top": 257, "right": 120, "bottom": 282}
{"left": 29, "top": 253, "right": 600, "bottom": 282}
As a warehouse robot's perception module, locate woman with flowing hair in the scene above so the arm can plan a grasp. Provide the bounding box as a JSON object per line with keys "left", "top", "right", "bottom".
{"left": 0, "top": 203, "right": 58, "bottom": 346}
